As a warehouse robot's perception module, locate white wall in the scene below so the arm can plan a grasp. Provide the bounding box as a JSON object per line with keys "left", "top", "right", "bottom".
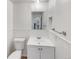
{"left": 13, "top": 3, "right": 31, "bottom": 38}
{"left": 32, "top": 2, "right": 48, "bottom": 12}
{"left": 49, "top": 0, "right": 56, "bottom": 9}
{"left": 54, "top": 0, "right": 71, "bottom": 41}
{"left": 47, "top": 0, "right": 71, "bottom": 41}
{"left": 7, "top": 0, "right": 14, "bottom": 56}
{"left": 46, "top": 0, "right": 71, "bottom": 59}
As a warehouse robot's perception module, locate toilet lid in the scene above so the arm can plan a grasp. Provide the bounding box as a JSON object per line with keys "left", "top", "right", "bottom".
{"left": 14, "top": 38, "right": 25, "bottom": 42}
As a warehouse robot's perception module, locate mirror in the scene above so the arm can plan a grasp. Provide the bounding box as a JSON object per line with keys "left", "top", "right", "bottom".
{"left": 32, "top": 12, "right": 43, "bottom": 30}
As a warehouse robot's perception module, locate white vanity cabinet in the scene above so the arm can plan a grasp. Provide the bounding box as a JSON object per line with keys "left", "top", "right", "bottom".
{"left": 27, "top": 45, "right": 55, "bottom": 59}
{"left": 27, "top": 46, "right": 40, "bottom": 59}
{"left": 41, "top": 46, "right": 55, "bottom": 59}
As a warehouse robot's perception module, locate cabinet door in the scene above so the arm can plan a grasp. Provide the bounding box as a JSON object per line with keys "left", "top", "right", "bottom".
{"left": 27, "top": 46, "right": 40, "bottom": 59}
{"left": 41, "top": 46, "right": 55, "bottom": 59}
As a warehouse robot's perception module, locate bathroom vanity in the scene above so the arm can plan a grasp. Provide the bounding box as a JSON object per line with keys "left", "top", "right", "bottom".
{"left": 27, "top": 36, "right": 55, "bottom": 59}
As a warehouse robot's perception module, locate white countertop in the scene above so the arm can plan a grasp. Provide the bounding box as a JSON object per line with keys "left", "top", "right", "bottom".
{"left": 27, "top": 36, "right": 55, "bottom": 47}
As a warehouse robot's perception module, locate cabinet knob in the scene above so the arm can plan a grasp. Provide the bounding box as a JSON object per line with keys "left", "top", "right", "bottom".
{"left": 40, "top": 48, "right": 42, "bottom": 51}
{"left": 38, "top": 48, "right": 40, "bottom": 50}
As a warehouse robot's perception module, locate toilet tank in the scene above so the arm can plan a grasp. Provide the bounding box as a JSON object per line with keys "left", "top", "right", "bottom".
{"left": 14, "top": 38, "right": 25, "bottom": 50}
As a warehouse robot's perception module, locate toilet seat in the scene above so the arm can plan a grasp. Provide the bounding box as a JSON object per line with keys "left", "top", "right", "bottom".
{"left": 8, "top": 50, "right": 22, "bottom": 59}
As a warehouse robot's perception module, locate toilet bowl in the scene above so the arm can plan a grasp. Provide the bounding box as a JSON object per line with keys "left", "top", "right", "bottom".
{"left": 8, "top": 38, "right": 25, "bottom": 59}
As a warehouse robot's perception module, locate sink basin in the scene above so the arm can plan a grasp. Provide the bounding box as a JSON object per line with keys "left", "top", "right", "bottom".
{"left": 27, "top": 36, "right": 55, "bottom": 47}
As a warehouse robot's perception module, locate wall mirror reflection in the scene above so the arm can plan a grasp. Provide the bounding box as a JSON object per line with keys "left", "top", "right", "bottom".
{"left": 32, "top": 12, "right": 43, "bottom": 30}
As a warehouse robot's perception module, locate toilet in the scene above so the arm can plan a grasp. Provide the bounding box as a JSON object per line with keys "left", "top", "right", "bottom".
{"left": 8, "top": 38, "right": 25, "bottom": 59}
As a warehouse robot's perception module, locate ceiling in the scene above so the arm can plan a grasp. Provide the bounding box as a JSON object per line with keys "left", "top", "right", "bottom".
{"left": 11, "top": 0, "right": 49, "bottom": 3}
